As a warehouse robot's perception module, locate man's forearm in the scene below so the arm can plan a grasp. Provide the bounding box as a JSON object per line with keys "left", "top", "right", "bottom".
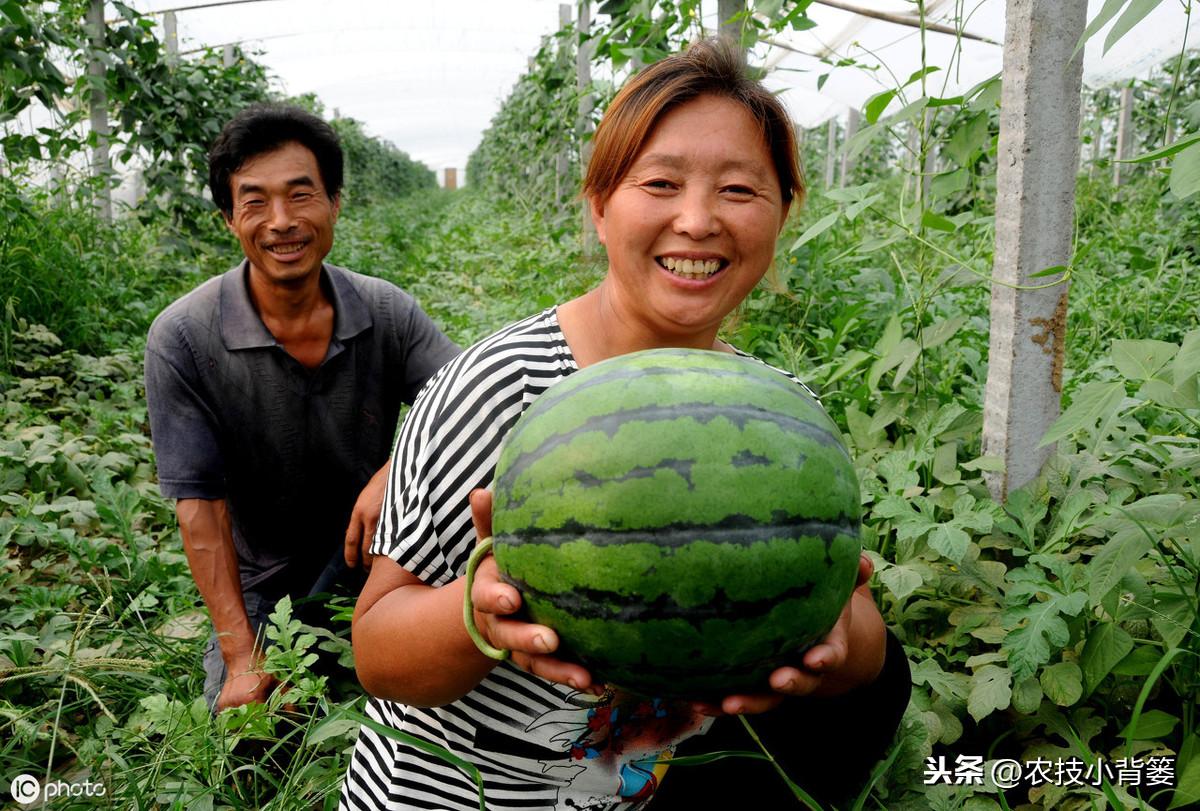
{"left": 176, "top": 498, "right": 257, "bottom": 665}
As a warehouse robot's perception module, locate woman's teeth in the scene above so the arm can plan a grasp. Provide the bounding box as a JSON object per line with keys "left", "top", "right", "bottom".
{"left": 660, "top": 257, "right": 722, "bottom": 279}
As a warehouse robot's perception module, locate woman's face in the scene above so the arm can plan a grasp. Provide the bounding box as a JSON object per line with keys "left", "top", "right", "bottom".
{"left": 590, "top": 93, "right": 788, "bottom": 344}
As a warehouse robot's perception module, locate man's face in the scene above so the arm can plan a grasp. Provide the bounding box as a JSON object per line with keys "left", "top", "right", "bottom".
{"left": 225, "top": 141, "right": 339, "bottom": 286}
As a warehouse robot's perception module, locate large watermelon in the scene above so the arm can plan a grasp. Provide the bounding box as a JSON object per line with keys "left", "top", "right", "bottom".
{"left": 489, "top": 348, "right": 862, "bottom": 698}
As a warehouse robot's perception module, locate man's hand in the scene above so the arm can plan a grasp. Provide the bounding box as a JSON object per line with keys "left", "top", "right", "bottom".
{"left": 216, "top": 651, "right": 280, "bottom": 711}
{"left": 345, "top": 462, "right": 391, "bottom": 570}
{"left": 693, "top": 553, "right": 886, "bottom": 716}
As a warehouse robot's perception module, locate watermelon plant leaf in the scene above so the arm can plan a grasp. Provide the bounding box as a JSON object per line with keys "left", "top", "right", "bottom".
{"left": 967, "top": 664, "right": 1012, "bottom": 722}
{"left": 1003, "top": 585, "right": 1087, "bottom": 684}
{"left": 1011, "top": 676, "right": 1043, "bottom": 714}
{"left": 1039, "top": 661, "right": 1083, "bottom": 707}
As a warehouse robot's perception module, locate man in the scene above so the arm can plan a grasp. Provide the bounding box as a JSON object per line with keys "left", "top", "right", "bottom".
{"left": 145, "top": 104, "right": 459, "bottom": 712}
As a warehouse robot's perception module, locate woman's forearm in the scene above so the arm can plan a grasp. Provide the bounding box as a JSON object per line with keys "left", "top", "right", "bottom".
{"left": 353, "top": 572, "right": 499, "bottom": 706}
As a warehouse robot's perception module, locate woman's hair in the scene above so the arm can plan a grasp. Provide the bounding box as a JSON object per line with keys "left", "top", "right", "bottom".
{"left": 582, "top": 38, "right": 805, "bottom": 209}
{"left": 208, "top": 103, "right": 344, "bottom": 218}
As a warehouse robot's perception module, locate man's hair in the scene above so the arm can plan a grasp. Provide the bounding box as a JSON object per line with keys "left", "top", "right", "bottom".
{"left": 208, "top": 103, "right": 344, "bottom": 218}
{"left": 582, "top": 38, "right": 805, "bottom": 210}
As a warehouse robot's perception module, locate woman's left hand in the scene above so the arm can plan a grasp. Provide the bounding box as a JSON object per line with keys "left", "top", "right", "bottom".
{"left": 691, "top": 553, "right": 887, "bottom": 717}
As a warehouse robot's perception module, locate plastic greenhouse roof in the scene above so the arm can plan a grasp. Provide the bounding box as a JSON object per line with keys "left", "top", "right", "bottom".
{"left": 50, "top": 1, "right": 1200, "bottom": 177}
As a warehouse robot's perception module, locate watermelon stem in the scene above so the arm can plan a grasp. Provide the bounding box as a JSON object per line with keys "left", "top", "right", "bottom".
{"left": 739, "top": 715, "right": 826, "bottom": 810}
{"left": 463, "top": 537, "right": 511, "bottom": 660}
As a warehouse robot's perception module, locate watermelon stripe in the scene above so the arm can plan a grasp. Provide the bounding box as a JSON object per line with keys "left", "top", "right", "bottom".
{"left": 503, "top": 578, "right": 818, "bottom": 624}
{"left": 498, "top": 403, "right": 846, "bottom": 484}
{"left": 494, "top": 518, "right": 856, "bottom": 548}
{"left": 506, "top": 359, "right": 805, "bottom": 425}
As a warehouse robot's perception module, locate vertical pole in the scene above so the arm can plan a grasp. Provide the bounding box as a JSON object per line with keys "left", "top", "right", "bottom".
{"left": 557, "top": 3, "right": 572, "bottom": 208}
{"left": 444, "top": 168, "right": 458, "bottom": 190}
{"left": 164, "top": 11, "right": 179, "bottom": 66}
{"left": 223, "top": 44, "right": 236, "bottom": 68}
{"left": 922, "top": 109, "right": 935, "bottom": 201}
{"left": 840, "top": 108, "right": 861, "bottom": 187}
{"left": 86, "top": 0, "right": 111, "bottom": 223}
{"left": 718, "top": 0, "right": 747, "bottom": 48}
{"left": 1113, "top": 85, "right": 1133, "bottom": 186}
{"left": 824, "top": 118, "right": 837, "bottom": 187}
{"left": 982, "top": 0, "right": 1088, "bottom": 500}
{"left": 577, "top": 0, "right": 597, "bottom": 256}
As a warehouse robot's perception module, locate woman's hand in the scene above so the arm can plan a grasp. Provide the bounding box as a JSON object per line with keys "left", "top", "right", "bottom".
{"left": 467, "top": 489, "right": 599, "bottom": 693}
{"left": 692, "top": 553, "right": 887, "bottom": 716}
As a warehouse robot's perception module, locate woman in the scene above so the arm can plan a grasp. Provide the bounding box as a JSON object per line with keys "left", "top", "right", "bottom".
{"left": 341, "top": 39, "right": 908, "bottom": 811}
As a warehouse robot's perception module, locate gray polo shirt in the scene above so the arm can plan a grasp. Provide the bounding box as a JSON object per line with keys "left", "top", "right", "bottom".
{"left": 144, "top": 261, "right": 459, "bottom": 595}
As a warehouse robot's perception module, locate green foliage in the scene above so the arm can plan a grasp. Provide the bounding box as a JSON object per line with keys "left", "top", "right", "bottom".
{"left": 331, "top": 115, "right": 437, "bottom": 205}
{"left": 466, "top": 28, "right": 585, "bottom": 219}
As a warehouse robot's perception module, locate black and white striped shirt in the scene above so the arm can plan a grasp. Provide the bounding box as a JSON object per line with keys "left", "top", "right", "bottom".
{"left": 340, "top": 307, "right": 815, "bottom": 811}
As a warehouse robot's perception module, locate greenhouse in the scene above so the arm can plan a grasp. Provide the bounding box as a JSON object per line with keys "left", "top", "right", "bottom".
{"left": 1, "top": 1, "right": 1198, "bottom": 809}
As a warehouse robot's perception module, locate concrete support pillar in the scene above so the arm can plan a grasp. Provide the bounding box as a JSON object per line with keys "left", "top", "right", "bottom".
{"left": 718, "top": 0, "right": 747, "bottom": 48}
{"left": 87, "top": 0, "right": 111, "bottom": 223}
{"left": 444, "top": 168, "right": 458, "bottom": 190}
{"left": 840, "top": 108, "right": 861, "bottom": 187}
{"left": 982, "top": 0, "right": 1088, "bottom": 500}
{"left": 164, "top": 11, "right": 179, "bottom": 66}
{"left": 824, "top": 118, "right": 837, "bottom": 188}
{"left": 577, "top": 0, "right": 598, "bottom": 255}
{"left": 1113, "top": 85, "right": 1134, "bottom": 186}
{"left": 223, "top": 44, "right": 236, "bottom": 68}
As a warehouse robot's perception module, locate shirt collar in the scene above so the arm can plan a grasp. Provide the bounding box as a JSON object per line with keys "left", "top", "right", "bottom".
{"left": 219, "top": 260, "right": 373, "bottom": 350}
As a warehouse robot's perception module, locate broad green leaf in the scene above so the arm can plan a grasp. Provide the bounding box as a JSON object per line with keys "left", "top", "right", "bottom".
{"left": 1038, "top": 381, "right": 1125, "bottom": 447}
{"left": 967, "top": 664, "right": 1011, "bottom": 722}
{"left": 961, "top": 455, "right": 1004, "bottom": 472}
{"left": 1079, "top": 622, "right": 1134, "bottom": 695}
{"left": 944, "top": 113, "right": 990, "bottom": 166}
{"left": 1074, "top": 0, "right": 1127, "bottom": 57}
{"left": 844, "top": 193, "right": 883, "bottom": 221}
{"left": 930, "top": 168, "right": 968, "bottom": 197}
{"left": 864, "top": 89, "right": 896, "bottom": 124}
{"left": 824, "top": 181, "right": 880, "bottom": 203}
{"left": 1111, "top": 645, "right": 1163, "bottom": 676}
{"left": 1087, "top": 531, "right": 1153, "bottom": 605}
{"left": 845, "top": 120, "right": 882, "bottom": 161}
{"left": 912, "top": 658, "right": 971, "bottom": 701}
{"left": 1118, "top": 130, "right": 1200, "bottom": 163}
{"left": 1170, "top": 142, "right": 1200, "bottom": 200}
{"left": 789, "top": 211, "right": 839, "bottom": 251}
{"left": 1169, "top": 735, "right": 1200, "bottom": 809}
{"left": 921, "top": 210, "right": 957, "bottom": 232}
{"left": 920, "top": 316, "right": 967, "bottom": 350}
{"left": 1011, "top": 677, "right": 1043, "bottom": 714}
{"left": 879, "top": 563, "right": 924, "bottom": 600}
{"left": 1003, "top": 592, "right": 1086, "bottom": 684}
{"left": 928, "top": 524, "right": 970, "bottom": 562}
{"left": 1173, "top": 328, "right": 1200, "bottom": 383}
{"left": 1151, "top": 592, "right": 1195, "bottom": 649}
{"left": 1118, "top": 708, "right": 1178, "bottom": 740}
{"left": 1137, "top": 378, "right": 1200, "bottom": 409}
{"left": 1039, "top": 662, "right": 1083, "bottom": 706}
{"left": 1111, "top": 338, "right": 1176, "bottom": 381}
{"left": 1104, "top": 0, "right": 1167, "bottom": 55}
